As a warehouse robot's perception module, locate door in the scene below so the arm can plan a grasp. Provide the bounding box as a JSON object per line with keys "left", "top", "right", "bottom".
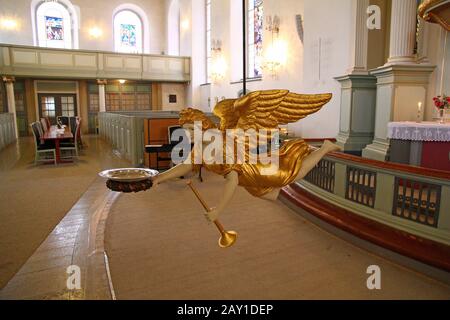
{"left": 38, "top": 94, "right": 77, "bottom": 125}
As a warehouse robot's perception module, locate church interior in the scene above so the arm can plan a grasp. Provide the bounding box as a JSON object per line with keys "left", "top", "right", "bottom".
{"left": 0, "top": 0, "right": 449, "bottom": 301}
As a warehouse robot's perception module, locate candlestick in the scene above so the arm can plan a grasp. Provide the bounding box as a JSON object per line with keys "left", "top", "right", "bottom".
{"left": 417, "top": 102, "right": 422, "bottom": 123}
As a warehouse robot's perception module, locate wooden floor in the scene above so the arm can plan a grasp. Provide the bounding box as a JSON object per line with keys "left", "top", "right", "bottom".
{"left": 0, "top": 135, "right": 129, "bottom": 298}
{"left": 1, "top": 137, "right": 449, "bottom": 299}
{"left": 104, "top": 172, "right": 450, "bottom": 299}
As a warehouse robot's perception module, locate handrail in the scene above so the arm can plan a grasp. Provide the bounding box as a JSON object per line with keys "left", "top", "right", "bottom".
{"left": 326, "top": 151, "right": 450, "bottom": 181}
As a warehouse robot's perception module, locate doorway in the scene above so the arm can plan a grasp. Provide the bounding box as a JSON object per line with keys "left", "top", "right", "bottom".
{"left": 38, "top": 94, "right": 77, "bottom": 125}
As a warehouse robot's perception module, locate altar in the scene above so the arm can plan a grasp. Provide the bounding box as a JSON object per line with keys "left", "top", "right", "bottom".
{"left": 388, "top": 121, "right": 450, "bottom": 171}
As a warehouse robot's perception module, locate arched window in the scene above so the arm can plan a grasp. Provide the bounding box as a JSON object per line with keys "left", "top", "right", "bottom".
{"left": 114, "top": 10, "right": 143, "bottom": 54}
{"left": 168, "top": 0, "right": 180, "bottom": 56}
{"left": 35, "top": 1, "right": 76, "bottom": 49}
{"left": 248, "top": 0, "right": 263, "bottom": 77}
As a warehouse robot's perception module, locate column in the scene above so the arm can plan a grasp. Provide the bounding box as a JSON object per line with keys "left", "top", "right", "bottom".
{"left": 335, "top": 0, "right": 377, "bottom": 154}
{"left": 2, "top": 76, "right": 18, "bottom": 139}
{"left": 97, "top": 79, "right": 107, "bottom": 112}
{"left": 362, "top": 1, "right": 435, "bottom": 161}
{"left": 387, "top": 0, "right": 418, "bottom": 64}
{"left": 347, "top": 0, "right": 369, "bottom": 74}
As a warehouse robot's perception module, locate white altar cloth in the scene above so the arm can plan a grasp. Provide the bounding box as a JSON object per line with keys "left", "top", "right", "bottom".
{"left": 387, "top": 121, "right": 450, "bottom": 142}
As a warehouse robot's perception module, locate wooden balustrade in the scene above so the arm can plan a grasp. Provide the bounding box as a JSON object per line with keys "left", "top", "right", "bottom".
{"left": 280, "top": 146, "right": 450, "bottom": 272}
{"left": 0, "top": 113, "right": 16, "bottom": 151}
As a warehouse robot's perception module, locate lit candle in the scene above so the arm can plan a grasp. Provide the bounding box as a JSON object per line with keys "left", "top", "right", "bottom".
{"left": 417, "top": 102, "right": 422, "bottom": 123}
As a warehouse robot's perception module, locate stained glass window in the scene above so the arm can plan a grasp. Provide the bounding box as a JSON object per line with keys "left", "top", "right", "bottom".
{"left": 45, "top": 16, "right": 64, "bottom": 41}
{"left": 114, "top": 10, "right": 143, "bottom": 53}
{"left": 120, "top": 24, "right": 137, "bottom": 48}
{"left": 248, "top": 0, "right": 263, "bottom": 78}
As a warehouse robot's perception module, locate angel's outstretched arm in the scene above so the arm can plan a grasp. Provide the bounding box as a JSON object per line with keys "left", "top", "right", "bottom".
{"left": 152, "top": 163, "right": 193, "bottom": 185}
{"left": 205, "top": 171, "right": 239, "bottom": 222}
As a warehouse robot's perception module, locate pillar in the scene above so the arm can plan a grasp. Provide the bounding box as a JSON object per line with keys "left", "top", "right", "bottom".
{"left": 347, "top": 0, "right": 369, "bottom": 75}
{"left": 335, "top": 0, "right": 377, "bottom": 154}
{"left": 386, "top": 0, "right": 418, "bottom": 64}
{"left": 2, "top": 76, "right": 18, "bottom": 139}
{"left": 97, "top": 79, "right": 107, "bottom": 112}
{"left": 362, "top": 0, "right": 435, "bottom": 161}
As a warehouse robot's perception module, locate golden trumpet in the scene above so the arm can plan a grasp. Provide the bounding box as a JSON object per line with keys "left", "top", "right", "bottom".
{"left": 187, "top": 180, "right": 237, "bottom": 248}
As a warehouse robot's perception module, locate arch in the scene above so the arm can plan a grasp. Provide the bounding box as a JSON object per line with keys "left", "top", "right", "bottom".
{"left": 167, "top": 0, "right": 180, "bottom": 55}
{"left": 113, "top": 4, "right": 150, "bottom": 54}
{"left": 31, "top": 0, "right": 79, "bottom": 49}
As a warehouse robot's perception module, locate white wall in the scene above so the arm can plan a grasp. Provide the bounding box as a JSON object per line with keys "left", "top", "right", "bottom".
{"left": 167, "top": 0, "right": 180, "bottom": 55}
{"left": 424, "top": 24, "right": 450, "bottom": 121}
{"left": 190, "top": 0, "right": 353, "bottom": 139}
{"left": 0, "top": 0, "right": 166, "bottom": 54}
{"left": 179, "top": 0, "right": 206, "bottom": 110}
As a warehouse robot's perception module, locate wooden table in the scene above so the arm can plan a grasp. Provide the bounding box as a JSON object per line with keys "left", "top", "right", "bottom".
{"left": 41, "top": 126, "right": 74, "bottom": 164}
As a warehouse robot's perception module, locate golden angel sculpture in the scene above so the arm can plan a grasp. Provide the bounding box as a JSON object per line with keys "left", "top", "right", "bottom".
{"left": 152, "top": 90, "right": 341, "bottom": 222}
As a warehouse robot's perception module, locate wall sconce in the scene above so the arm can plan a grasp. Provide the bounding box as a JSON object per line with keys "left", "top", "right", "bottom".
{"left": 89, "top": 27, "right": 102, "bottom": 38}
{"left": 210, "top": 55, "right": 227, "bottom": 83}
{"left": 266, "top": 15, "right": 280, "bottom": 34}
{"left": 262, "top": 39, "right": 288, "bottom": 78}
{"left": 262, "top": 15, "right": 286, "bottom": 78}
{"left": 118, "top": 79, "right": 126, "bottom": 84}
{"left": 210, "top": 39, "right": 226, "bottom": 83}
{"left": 212, "top": 39, "right": 222, "bottom": 53}
{"left": 181, "top": 19, "right": 189, "bottom": 30}
{"left": 1, "top": 18, "right": 18, "bottom": 30}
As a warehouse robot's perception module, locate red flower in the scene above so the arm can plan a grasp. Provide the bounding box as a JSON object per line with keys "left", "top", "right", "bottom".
{"left": 435, "top": 101, "right": 440, "bottom": 107}
{"left": 446, "top": 97, "right": 450, "bottom": 102}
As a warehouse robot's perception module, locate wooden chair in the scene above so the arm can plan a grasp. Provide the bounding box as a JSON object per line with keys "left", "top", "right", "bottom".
{"left": 60, "top": 120, "right": 81, "bottom": 160}
{"left": 40, "top": 118, "right": 49, "bottom": 133}
{"left": 31, "top": 122, "right": 56, "bottom": 165}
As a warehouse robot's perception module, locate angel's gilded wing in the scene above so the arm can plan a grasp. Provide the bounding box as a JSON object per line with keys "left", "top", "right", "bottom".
{"left": 213, "top": 90, "right": 332, "bottom": 131}
{"left": 213, "top": 99, "right": 238, "bottom": 131}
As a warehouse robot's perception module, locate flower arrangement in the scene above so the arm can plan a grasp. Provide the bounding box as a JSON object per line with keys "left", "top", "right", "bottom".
{"left": 433, "top": 95, "right": 450, "bottom": 110}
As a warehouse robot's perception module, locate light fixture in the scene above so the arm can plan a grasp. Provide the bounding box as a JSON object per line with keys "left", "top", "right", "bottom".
{"left": 212, "top": 39, "right": 222, "bottom": 53}
{"left": 1, "top": 18, "right": 18, "bottom": 30}
{"left": 118, "top": 79, "right": 126, "bottom": 84}
{"left": 89, "top": 27, "right": 102, "bottom": 38}
{"left": 211, "top": 56, "right": 227, "bottom": 83}
{"left": 210, "top": 39, "right": 226, "bottom": 83}
{"left": 266, "top": 15, "right": 280, "bottom": 34}
{"left": 262, "top": 15, "right": 286, "bottom": 78}
{"left": 181, "top": 19, "right": 189, "bottom": 30}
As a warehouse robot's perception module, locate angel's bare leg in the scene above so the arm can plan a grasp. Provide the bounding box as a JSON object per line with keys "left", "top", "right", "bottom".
{"left": 295, "top": 140, "right": 341, "bottom": 181}
{"left": 261, "top": 188, "right": 281, "bottom": 201}
{"left": 260, "top": 141, "right": 340, "bottom": 201}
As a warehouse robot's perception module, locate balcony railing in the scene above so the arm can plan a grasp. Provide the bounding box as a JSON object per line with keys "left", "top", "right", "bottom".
{"left": 294, "top": 151, "right": 450, "bottom": 246}
{"left": 0, "top": 44, "right": 190, "bottom": 82}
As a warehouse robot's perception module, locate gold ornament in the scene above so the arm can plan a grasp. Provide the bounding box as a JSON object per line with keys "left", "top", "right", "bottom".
{"left": 180, "top": 89, "right": 332, "bottom": 197}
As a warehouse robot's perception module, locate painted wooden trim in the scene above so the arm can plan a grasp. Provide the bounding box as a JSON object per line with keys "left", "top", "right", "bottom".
{"left": 326, "top": 151, "right": 450, "bottom": 181}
